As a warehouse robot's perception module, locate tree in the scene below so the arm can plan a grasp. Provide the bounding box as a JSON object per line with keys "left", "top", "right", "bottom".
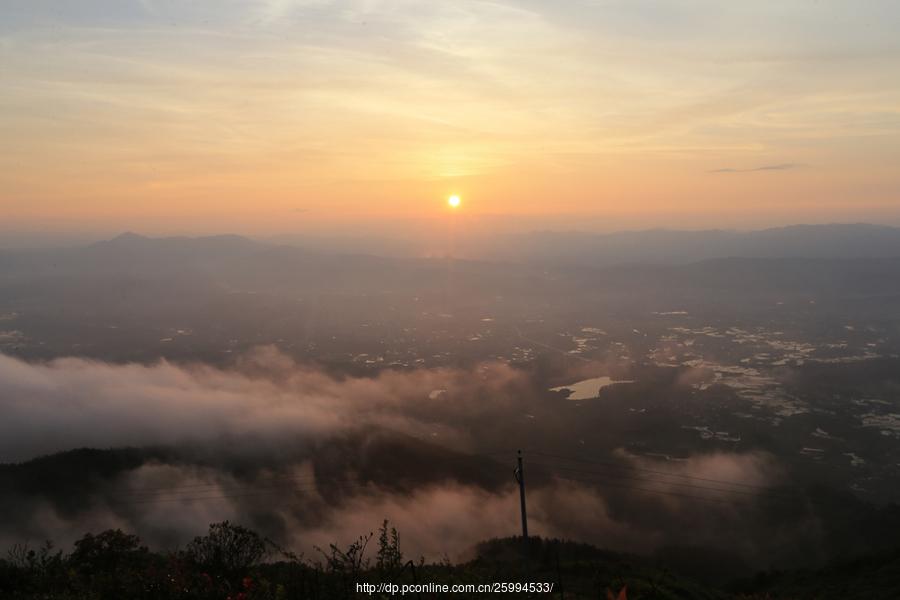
{"left": 185, "top": 521, "right": 267, "bottom": 574}
{"left": 69, "top": 530, "right": 147, "bottom": 572}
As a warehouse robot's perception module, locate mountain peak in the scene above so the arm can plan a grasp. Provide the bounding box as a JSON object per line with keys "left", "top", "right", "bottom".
{"left": 109, "top": 232, "right": 149, "bottom": 243}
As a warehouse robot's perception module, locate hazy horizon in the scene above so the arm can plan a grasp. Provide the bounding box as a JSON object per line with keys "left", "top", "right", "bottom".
{"left": 5, "top": 219, "right": 900, "bottom": 250}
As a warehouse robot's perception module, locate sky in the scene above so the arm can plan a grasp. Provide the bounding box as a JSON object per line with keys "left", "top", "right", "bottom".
{"left": 1, "top": 0, "right": 900, "bottom": 235}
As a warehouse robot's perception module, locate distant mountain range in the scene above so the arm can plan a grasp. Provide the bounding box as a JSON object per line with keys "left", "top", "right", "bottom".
{"left": 480, "top": 223, "right": 900, "bottom": 266}
{"left": 4, "top": 225, "right": 900, "bottom": 298}
{"left": 5, "top": 223, "right": 900, "bottom": 266}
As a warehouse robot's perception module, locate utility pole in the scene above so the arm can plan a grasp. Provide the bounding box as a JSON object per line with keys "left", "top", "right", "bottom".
{"left": 515, "top": 449, "right": 528, "bottom": 540}
{"left": 515, "top": 449, "right": 529, "bottom": 580}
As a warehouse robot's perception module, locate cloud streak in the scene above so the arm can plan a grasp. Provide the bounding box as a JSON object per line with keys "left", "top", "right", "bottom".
{"left": 0, "top": 347, "right": 530, "bottom": 462}
{"left": 709, "top": 163, "right": 804, "bottom": 173}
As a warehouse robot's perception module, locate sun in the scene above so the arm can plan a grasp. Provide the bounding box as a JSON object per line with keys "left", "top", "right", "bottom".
{"left": 448, "top": 195, "right": 461, "bottom": 208}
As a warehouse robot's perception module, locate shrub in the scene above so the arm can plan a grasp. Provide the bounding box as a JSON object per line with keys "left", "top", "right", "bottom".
{"left": 185, "top": 521, "right": 267, "bottom": 574}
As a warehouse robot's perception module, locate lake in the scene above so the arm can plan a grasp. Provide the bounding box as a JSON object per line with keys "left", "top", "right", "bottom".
{"left": 549, "top": 376, "right": 635, "bottom": 400}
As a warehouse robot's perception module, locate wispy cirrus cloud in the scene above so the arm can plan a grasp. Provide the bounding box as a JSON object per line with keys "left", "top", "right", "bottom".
{"left": 2, "top": 1, "right": 899, "bottom": 229}
{"left": 709, "top": 163, "right": 805, "bottom": 174}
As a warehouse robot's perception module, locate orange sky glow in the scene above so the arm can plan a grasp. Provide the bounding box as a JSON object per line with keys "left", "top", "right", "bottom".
{"left": 2, "top": 1, "right": 899, "bottom": 235}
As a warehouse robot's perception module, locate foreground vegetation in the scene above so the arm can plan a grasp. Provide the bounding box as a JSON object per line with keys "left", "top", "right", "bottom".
{"left": 1, "top": 521, "right": 898, "bottom": 599}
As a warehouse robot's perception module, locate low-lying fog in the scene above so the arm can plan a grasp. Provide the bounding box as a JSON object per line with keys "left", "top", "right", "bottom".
{"left": 0, "top": 348, "right": 843, "bottom": 577}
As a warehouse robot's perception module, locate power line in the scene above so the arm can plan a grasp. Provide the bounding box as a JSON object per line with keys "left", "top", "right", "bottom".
{"left": 107, "top": 474, "right": 324, "bottom": 498}
{"left": 98, "top": 450, "right": 510, "bottom": 499}
{"left": 546, "top": 469, "right": 812, "bottom": 508}
{"left": 552, "top": 474, "right": 752, "bottom": 507}
{"left": 104, "top": 482, "right": 370, "bottom": 507}
{"left": 524, "top": 449, "right": 793, "bottom": 493}
{"left": 527, "top": 461, "right": 803, "bottom": 502}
